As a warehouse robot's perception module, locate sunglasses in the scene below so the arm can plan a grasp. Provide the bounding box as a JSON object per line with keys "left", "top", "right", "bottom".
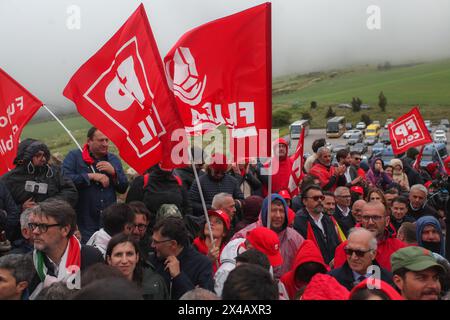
{"left": 344, "top": 248, "right": 372, "bottom": 257}
{"left": 305, "top": 195, "right": 325, "bottom": 201}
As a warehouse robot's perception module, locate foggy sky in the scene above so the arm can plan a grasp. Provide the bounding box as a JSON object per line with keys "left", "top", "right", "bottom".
{"left": 1, "top": 0, "right": 450, "bottom": 112}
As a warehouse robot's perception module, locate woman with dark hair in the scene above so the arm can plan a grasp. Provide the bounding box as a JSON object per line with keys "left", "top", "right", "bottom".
{"left": 367, "top": 188, "right": 387, "bottom": 208}
{"left": 366, "top": 158, "right": 393, "bottom": 191}
{"left": 105, "top": 233, "right": 168, "bottom": 299}
{"left": 193, "top": 210, "right": 231, "bottom": 274}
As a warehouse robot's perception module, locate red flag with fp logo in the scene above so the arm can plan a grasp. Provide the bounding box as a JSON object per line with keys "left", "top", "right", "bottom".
{"left": 63, "top": 4, "right": 188, "bottom": 174}
{"left": 388, "top": 107, "right": 432, "bottom": 155}
{"left": 0, "top": 68, "right": 43, "bottom": 175}
{"left": 164, "top": 3, "right": 272, "bottom": 161}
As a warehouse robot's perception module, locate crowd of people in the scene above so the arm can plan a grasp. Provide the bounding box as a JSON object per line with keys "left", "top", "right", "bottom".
{"left": 1, "top": 127, "right": 450, "bottom": 301}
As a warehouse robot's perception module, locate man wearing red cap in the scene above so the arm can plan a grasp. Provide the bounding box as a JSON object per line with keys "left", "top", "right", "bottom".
{"left": 189, "top": 153, "right": 244, "bottom": 216}
{"left": 214, "top": 226, "right": 283, "bottom": 297}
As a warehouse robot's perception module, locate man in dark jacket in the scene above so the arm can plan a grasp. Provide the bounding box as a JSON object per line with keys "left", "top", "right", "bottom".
{"left": 408, "top": 184, "right": 440, "bottom": 220}
{"left": 149, "top": 217, "right": 214, "bottom": 299}
{"left": 0, "top": 182, "right": 20, "bottom": 240}
{"left": 1, "top": 139, "right": 78, "bottom": 240}
{"left": 62, "top": 128, "right": 128, "bottom": 242}
{"left": 189, "top": 153, "right": 244, "bottom": 216}
{"left": 293, "top": 185, "right": 341, "bottom": 265}
{"left": 329, "top": 228, "right": 394, "bottom": 291}
{"left": 402, "top": 158, "right": 425, "bottom": 187}
{"left": 333, "top": 186, "right": 355, "bottom": 236}
{"left": 27, "top": 199, "right": 104, "bottom": 299}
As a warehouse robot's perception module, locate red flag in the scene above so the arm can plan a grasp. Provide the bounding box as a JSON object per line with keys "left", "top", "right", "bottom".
{"left": 288, "top": 126, "right": 305, "bottom": 196}
{"left": 413, "top": 145, "right": 425, "bottom": 170}
{"left": 388, "top": 106, "right": 432, "bottom": 155}
{"left": 63, "top": 4, "right": 188, "bottom": 174}
{"left": 164, "top": 3, "right": 272, "bottom": 160}
{"left": 0, "top": 68, "right": 43, "bottom": 175}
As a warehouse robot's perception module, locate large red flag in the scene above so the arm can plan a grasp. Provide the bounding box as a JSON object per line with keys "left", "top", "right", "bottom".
{"left": 388, "top": 106, "right": 432, "bottom": 155}
{"left": 164, "top": 3, "right": 272, "bottom": 161}
{"left": 63, "top": 4, "right": 188, "bottom": 174}
{"left": 0, "top": 68, "right": 43, "bottom": 175}
{"left": 288, "top": 126, "right": 305, "bottom": 196}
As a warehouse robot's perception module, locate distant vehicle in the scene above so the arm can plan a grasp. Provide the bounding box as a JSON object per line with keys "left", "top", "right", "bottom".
{"left": 350, "top": 143, "right": 367, "bottom": 155}
{"left": 436, "top": 125, "right": 449, "bottom": 133}
{"left": 289, "top": 119, "right": 310, "bottom": 140}
{"left": 372, "top": 120, "right": 381, "bottom": 126}
{"left": 326, "top": 116, "right": 346, "bottom": 138}
{"left": 372, "top": 142, "right": 385, "bottom": 157}
{"left": 425, "top": 120, "right": 432, "bottom": 133}
{"left": 379, "top": 131, "right": 391, "bottom": 144}
{"left": 364, "top": 136, "right": 378, "bottom": 145}
{"left": 337, "top": 103, "right": 352, "bottom": 109}
{"left": 365, "top": 123, "right": 381, "bottom": 138}
{"left": 434, "top": 130, "right": 447, "bottom": 144}
{"left": 332, "top": 144, "right": 349, "bottom": 153}
{"left": 345, "top": 122, "right": 353, "bottom": 130}
{"left": 380, "top": 145, "right": 395, "bottom": 166}
{"left": 343, "top": 129, "right": 362, "bottom": 139}
{"left": 440, "top": 119, "right": 449, "bottom": 129}
{"left": 360, "top": 104, "right": 371, "bottom": 110}
{"left": 384, "top": 118, "right": 394, "bottom": 129}
{"left": 420, "top": 143, "right": 448, "bottom": 167}
{"left": 356, "top": 122, "right": 366, "bottom": 130}
{"left": 348, "top": 133, "right": 363, "bottom": 145}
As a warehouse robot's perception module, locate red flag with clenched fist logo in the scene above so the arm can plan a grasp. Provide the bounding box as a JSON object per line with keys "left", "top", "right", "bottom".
{"left": 63, "top": 4, "right": 188, "bottom": 174}
{"left": 0, "top": 68, "right": 43, "bottom": 175}
{"left": 388, "top": 106, "right": 432, "bottom": 155}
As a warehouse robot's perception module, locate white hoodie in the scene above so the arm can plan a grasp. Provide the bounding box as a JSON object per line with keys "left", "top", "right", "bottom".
{"left": 86, "top": 228, "right": 111, "bottom": 257}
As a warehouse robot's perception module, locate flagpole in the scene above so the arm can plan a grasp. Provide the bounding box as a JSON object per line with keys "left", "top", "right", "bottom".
{"left": 432, "top": 143, "right": 446, "bottom": 172}
{"left": 265, "top": 2, "right": 272, "bottom": 229}
{"left": 267, "top": 158, "right": 272, "bottom": 229}
{"left": 188, "top": 146, "right": 218, "bottom": 269}
{"left": 43, "top": 105, "right": 95, "bottom": 172}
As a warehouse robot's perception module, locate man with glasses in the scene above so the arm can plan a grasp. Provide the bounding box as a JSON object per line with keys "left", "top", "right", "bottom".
{"left": 149, "top": 217, "right": 214, "bottom": 299}
{"left": 334, "top": 187, "right": 354, "bottom": 236}
{"left": 27, "top": 199, "right": 103, "bottom": 299}
{"left": 333, "top": 201, "right": 406, "bottom": 271}
{"left": 348, "top": 151, "right": 368, "bottom": 189}
{"left": 329, "top": 228, "right": 394, "bottom": 290}
{"left": 293, "top": 185, "right": 341, "bottom": 265}
{"left": 128, "top": 201, "right": 152, "bottom": 260}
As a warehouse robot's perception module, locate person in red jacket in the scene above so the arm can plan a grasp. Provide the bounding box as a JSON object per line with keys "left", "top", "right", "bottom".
{"left": 280, "top": 240, "right": 328, "bottom": 299}
{"left": 333, "top": 201, "right": 406, "bottom": 271}
{"left": 349, "top": 278, "right": 404, "bottom": 300}
{"left": 309, "top": 147, "right": 346, "bottom": 192}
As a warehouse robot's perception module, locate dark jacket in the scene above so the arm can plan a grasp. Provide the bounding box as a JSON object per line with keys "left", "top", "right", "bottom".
{"left": 293, "top": 208, "right": 341, "bottom": 264}
{"left": 390, "top": 214, "right": 416, "bottom": 232}
{"left": 174, "top": 166, "right": 205, "bottom": 191}
{"left": 229, "top": 168, "right": 263, "bottom": 197}
{"left": 402, "top": 159, "right": 425, "bottom": 186}
{"left": 149, "top": 245, "right": 214, "bottom": 299}
{"left": 0, "top": 182, "right": 20, "bottom": 240}
{"left": 28, "top": 244, "right": 104, "bottom": 294}
{"left": 408, "top": 203, "right": 440, "bottom": 220}
{"left": 9, "top": 238, "right": 33, "bottom": 255}
{"left": 141, "top": 262, "right": 169, "bottom": 300}
{"left": 62, "top": 149, "right": 128, "bottom": 242}
{"left": 333, "top": 206, "right": 355, "bottom": 237}
{"left": 329, "top": 260, "right": 394, "bottom": 291}
{"left": 189, "top": 173, "right": 244, "bottom": 216}
{"left": 0, "top": 164, "right": 78, "bottom": 209}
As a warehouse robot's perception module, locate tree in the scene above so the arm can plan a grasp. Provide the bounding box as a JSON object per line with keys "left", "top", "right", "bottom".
{"left": 378, "top": 91, "right": 387, "bottom": 112}
{"left": 325, "top": 106, "right": 336, "bottom": 119}
{"left": 302, "top": 112, "right": 312, "bottom": 121}
{"left": 352, "top": 97, "right": 361, "bottom": 112}
{"left": 361, "top": 114, "right": 372, "bottom": 126}
{"left": 272, "top": 109, "right": 291, "bottom": 127}
{"left": 310, "top": 101, "right": 317, "bottom": 109}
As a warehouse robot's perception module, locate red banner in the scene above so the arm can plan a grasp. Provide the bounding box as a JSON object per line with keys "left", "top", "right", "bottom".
{"left": 0, "top": 68, "right": 43, "bottom": 175}
{"left": 388, "top": 106, "right": 432, "bottom": 155}
{"left": 63, "top": 4, "right": 188, "bottom": 174}
{"left": 164, "top": 3, "right": 272, "bottom": 160}
{"left": 288, "top": 126, "right": 305, "bottom": 196}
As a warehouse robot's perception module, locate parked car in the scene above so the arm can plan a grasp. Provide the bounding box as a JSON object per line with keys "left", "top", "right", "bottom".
{"left": 384, "top": 118, "right": 394, "bottom": 129}
{"left": 380, "top": 145, "right": 395, "bottom": 166}
{"left": 360, "top": 104, "right": 371, "bottom": 110}
{"left": 420, "top": 143, "right": 448, "bottom": 167}
{"left": 338, "top": 103, "right": 352, "bottom": 109}
{"left": 332, "top": 144, "right": 349, "bottom": 153}
{"left": 343, "top": 129, "right": 362, "bottom": 139}
{"left": 425, "top": 120, "right": 433, "bottom": 133}
{"left": 348, "top": 133, "right": 363, "bottom": 145}
{"left": 440, "top": 119, "right": 449, "bottom": 129}
{"left": 364, "top": 135, "right": 378, "bottom": 145}
{"left": 350, "top": 143, "right": 367, "bottom": 155}
{"left": 371, "top": 142, "right": 385, "bottom": 157}
{"left": 345, "top": 122, "right": 353, "bottom": 130}
{"left": 356, "top": 122, "right": 366, "bottom": 130}
{"left": 436, "top": 124, "right": 449, "bottom": 133}
{"left": 372, "top": 120, "right": 381, "bottom": 126}
{"left": 379, "top": 131, "right": 390, "bottom": 144}
{"left": 434, "top": 130, "right": 447, "bottom": 144}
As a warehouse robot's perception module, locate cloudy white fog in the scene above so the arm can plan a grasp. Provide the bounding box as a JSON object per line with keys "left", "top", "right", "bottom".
{"left": 1, "top": 0, "right": 450, "bottom": 112}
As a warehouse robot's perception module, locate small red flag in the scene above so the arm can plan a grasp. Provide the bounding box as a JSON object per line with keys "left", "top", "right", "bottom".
{"left": 288, "top": 126, "right": 305, "bottom": 196}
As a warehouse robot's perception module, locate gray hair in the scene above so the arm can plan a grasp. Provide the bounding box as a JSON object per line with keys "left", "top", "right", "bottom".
{"left": 212, "top": 193, "right": 233, "bottom": 210}
{"left": 20, "top": 208, "right": 33, "bottom": 229}
{"left": 348, "top": 228, "right": 378, "bottom": 251}
{"left": 0, "top": 254, "right": 35, "bottom": 283}
{"left": 410, "top": 184, "right": 428, "bottom": 196}
{"left": 335, "top": 186, "right": 350, "bottom": 197}
{"left": 317, "top": 146, "right": 331, "bottom": 157}
{"left": 179, "top": 287, "right": 220, "bottom": 300}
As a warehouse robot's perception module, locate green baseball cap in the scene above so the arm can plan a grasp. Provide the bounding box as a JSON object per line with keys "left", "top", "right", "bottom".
{"left": 391, "top": 246, "right": 445, "bottom": 273}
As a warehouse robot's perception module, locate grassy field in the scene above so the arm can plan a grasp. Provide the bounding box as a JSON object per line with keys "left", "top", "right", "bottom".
{"left": 20, "top": 58, "right": 450, "bottom": 163}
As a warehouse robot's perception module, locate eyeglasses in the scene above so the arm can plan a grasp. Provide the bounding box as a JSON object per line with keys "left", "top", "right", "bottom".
{"left": 151, "top": 238, "right": 173, "bottom": 245}
{"left": 353, "top": 157, "right": 362, "bottom": 161}
{"left": 304, "top": 195, "right": 325, "bottom": 201}
{"left": 28, "top": 223, "right": 61, "bottom": 233}
{"left": 360, "top": 215, "right": 384, "bottom": 222}
{"left": 344, "top": 248, "right": 372, "bottom": 257}
{"left": 133, "top": 223, "right": 148, "bottom": 231}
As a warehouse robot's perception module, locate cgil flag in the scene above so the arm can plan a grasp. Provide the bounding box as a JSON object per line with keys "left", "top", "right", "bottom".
{"left": 288, "top": 126, "right": 305, "bottom": 196}
{"left": 63, "top": 4, "right": 188, "bottom": 174}
{"left": 388, "top": 106, "right": 432, "bottom": 155}
{"left": 0, "top": 68, "right": 43, "bottom": 175}
{"left": 164, "top": 2, "right": 272, "bottom": 162}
